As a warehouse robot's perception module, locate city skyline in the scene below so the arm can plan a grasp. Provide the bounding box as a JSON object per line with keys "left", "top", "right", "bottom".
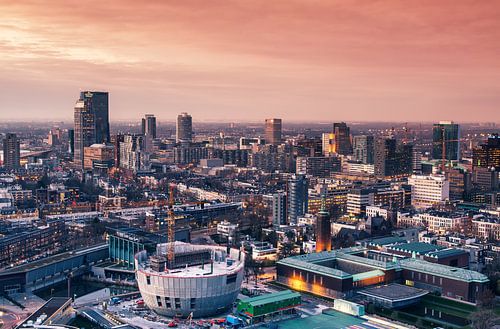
{"left": 1, "top": 1, "right": 500, "bottom": 122}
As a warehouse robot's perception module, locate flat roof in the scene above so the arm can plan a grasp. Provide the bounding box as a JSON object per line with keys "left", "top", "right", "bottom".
{"left": 19, "top": 297, "right": 72, "bottom": 327}
{"left": 358, "top": 283, "right": 428, "bottom": 302}
{"left": 352, "top": 270, "right": 385, "bottom": 282}
{"left": 388, "top": 242, "right": 444, "bottom": 255}
{"left": 241, "top": 290, "right": 301, "bottom": 307}
{"left": 425, "top": 248, "right": 467, "bottom": 259}
{"left": 400, "top": 258, "right": 489, "bottom": 283}
{"left": 368, "top": 236, "right": 406, "bottom": 247}
{"left": 1, "top": 244, "right": 107, "bottom": 274}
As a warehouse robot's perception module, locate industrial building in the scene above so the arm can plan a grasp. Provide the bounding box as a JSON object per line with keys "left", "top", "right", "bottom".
{"left": 277, "top": 246, "right": 489, "bottom": 304}
{"left": 135, "top": 242, "right": 245, "bottom": 318}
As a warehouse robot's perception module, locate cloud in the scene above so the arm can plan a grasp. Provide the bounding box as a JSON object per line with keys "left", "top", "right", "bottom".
{"left": 0, "top": 0, "right": 499, "bottom": 122}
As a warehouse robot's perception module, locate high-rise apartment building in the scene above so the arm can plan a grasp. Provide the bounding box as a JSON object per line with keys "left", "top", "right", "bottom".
{"left": 142, "top": 114, "right": 157, "bottom": 139}
{"left": 176, "top": 112, "right": 192, "bottom": 143}
{"left": 2, "top": 133, "right": 20, "bottom": 170}
{"left": 352, "top": 135, "right": 374, "bottom": 164}
{"left": 272, "top": 193, "right": 287, "bottom": 227}
{"left": 332, "top": 122, "right": 352, "bottom": 155}
{"left": 265, "top": 118, "right": 282, "bottom": 145}
{"left": 432, "top": 121, "right": 460, "bottom": 161}
{"left": 287, "top": 174, "right": 308, "bottom": 224}
{"left": 73, "top": 91, "right": 110, "bottom": 168}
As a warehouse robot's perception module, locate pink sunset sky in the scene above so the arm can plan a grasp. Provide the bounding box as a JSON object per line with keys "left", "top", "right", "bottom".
{"left": 0, "top": 0, "right": 499, "bottom": 122}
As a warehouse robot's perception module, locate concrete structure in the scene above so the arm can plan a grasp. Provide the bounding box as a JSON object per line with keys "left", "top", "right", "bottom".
{"left": 135, "top": 242, "right": 245, "bottom": 318}
{"left": 408, "top": 175, "right": 449, "bottom": 209}
{"left": 176, "top": 112, "right": 193, "bottom": 143}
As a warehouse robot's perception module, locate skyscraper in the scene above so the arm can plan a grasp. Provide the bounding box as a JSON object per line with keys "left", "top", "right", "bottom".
{"left": 352, "top": 135, "right": 374, "bottom": 164}
{"left": 265, "top": 118, "right": 282, "bottom": 145}
{"left": 315, "top": 198, "right": 332, "bottom": 252}
{"left": 2, "top": 133, "right": 20, "bottom": 170}
{"left": 287, "top": 174, "right": 308, "bottom": 224}
{"left": 142, "top": 114, "right": 157, "bottom": 138}
{"left": 432, "top": 121, "right": 460, "bottom": 161}
{"left": 73, "top": 91, "right": 110, "bottom": 168}
{"left": 332, "top": 122, "right": 352, "bottom": 155}
{"left": 176, "top": 112, "right": 192, "bottom": 143}
{"left": 374, "top": 137, "right": 413, "bottom": 178}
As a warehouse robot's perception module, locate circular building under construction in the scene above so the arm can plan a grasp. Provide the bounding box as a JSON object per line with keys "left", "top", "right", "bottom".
{"left": 135, "top": 242, "right": 245, "bottom": 318}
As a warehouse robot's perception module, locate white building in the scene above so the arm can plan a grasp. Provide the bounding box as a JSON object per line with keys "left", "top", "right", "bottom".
{"left": 472, "top": 215, "right": 500, "bottom": 241}
{"left": 408, "top": 175, "right": 449, "bottom": 209}
{"left": 397, "top": 211, "right": 468, "bottom": 234}
{"left": 366, "top": 205, "right": 389, "bottom": 220}
{"left": 217, "top": 220, "right": 238, "bottom": 238}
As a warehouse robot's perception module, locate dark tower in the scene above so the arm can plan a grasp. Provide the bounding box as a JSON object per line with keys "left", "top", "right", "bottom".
{"left": 315, "top": 196, "right": 332, "bottom": 252}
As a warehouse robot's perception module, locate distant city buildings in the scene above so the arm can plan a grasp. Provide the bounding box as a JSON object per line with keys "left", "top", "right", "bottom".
{"left": 73, "top": 91, "right": 110, "bottom": 168}
{"left": 142, "top": 114, "right": 157, "bottom": 138}
{"left": 332, "top": 122, "right": 352, "bottom": 155}
{"left": 322, "top": 122, "right": 353, "bottom": 156}
{"left": 2, "top": 133, "right": 20, "bottom": 170}
{"left": 176, "top": 112, "right": 192, "bottom": 143}
{"left": 265, "top": 118, "right": 282, "bottom": 145}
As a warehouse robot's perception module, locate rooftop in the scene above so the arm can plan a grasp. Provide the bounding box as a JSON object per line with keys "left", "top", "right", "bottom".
{"left": 367, "top": 236, "right": 407, "bottom": 247}
{"left": 358, "top": 283, "right": 428, "bottom": 302}
{"left": 1, "top": 244, "right": 107, "bottom": 274}
{"left": 425, "top": 248, "right": 468, "bottom": 259}
{"left": 240, "top": 290, "right": 301, "bottom": 307}
{"left": 400, "top": 258, "right": 489, "bottom": 283}
{"left": 388, "top": 242, "right": 444, "bottom": 255}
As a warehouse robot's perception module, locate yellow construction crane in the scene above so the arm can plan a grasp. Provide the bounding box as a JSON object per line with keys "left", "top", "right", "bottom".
{"left": 167, "top": 184, "right": 176, "bottom": 267}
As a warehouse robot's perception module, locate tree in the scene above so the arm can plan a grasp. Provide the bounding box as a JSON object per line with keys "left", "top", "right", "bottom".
{"left": 470, "top": 309, "right": 499, "bottom": 329}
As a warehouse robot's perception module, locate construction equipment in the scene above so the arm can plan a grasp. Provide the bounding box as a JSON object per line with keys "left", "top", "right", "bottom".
{"left": 167, "top": 184, "right": 176, "bottom": 267}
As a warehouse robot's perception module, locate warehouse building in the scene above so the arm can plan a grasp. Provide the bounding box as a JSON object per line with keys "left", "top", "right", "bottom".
{"left": 237, "top": 290, "right": 301, "bottom": 324}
